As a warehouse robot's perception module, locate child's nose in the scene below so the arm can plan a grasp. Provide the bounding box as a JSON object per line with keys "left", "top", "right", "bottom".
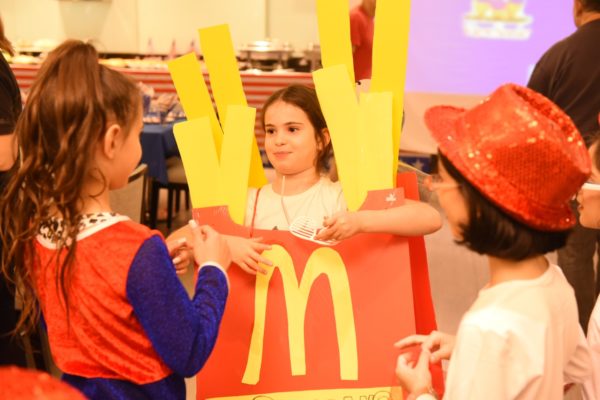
{"left": 274, "top": 132, "right": 286, "bottom": 145}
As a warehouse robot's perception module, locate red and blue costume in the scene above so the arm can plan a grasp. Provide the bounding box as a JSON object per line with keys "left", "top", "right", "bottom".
{"left": 33, "top": 215, "right": 228, "bottom": 400}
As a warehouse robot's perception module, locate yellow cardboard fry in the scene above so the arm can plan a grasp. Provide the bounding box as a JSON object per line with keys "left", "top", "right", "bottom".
{"left": 370, "top": 0, "right": 412, "bottom": 177}
{"left": 313, "top": 65, "right": 365, "bottom": 211}
{"left": 315, "top": 0, "right": 355, "bottom": 84}
{"left": 219, "top": 105, "right": 256, "bottom": 225}
{"left": 173, "top": 118, "right": 220, "bottom": 208}
{"left": 358, "top": 92, "right": 394, "bottom": 192}
{"left": 199, "top": 24, "right": 267, "bottom": 188}
{"left": 167, "top": 53, "right": 223, "bottom": 155}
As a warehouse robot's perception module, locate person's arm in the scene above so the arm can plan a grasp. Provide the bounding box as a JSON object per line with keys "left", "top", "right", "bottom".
{"left": 527, "top": 51, "right": 553, "bottom": 98}
{"left": 315, "top": 199, "right": 442, "bottom": 241}
{"left": 349, "top": 10, "right": 362, "bottom": 54}
{"left": 126, "top": 229, "right": 229, "bottom": 377}
{"left": 583, "top": 305, "right": 600, "bottom": 399}
{"left": 168, "top": 225, "right": 272, "bottom": 275}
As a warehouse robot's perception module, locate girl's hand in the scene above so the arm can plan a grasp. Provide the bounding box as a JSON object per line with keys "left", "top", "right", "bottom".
{"left": 189, "top": 222, "right": 231, "bottom": 270}
{"left": 315, "top": 211, "right": 362, "bottom": 242}
{"left": 226, "top": 236, "right": 273, "bottom": 275}
{"left": 395, "top": 330, "right": 456, "bottom": 364}
{"left": 166, "top": 237, "right": 192, "bottom": 275}
{"left": 395, "top": 348, "right": 434, "bottom": 398}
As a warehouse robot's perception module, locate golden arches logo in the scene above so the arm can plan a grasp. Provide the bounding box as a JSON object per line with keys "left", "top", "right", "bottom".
{"left": 242, "top": 245, "right": 358, "bottom": 385}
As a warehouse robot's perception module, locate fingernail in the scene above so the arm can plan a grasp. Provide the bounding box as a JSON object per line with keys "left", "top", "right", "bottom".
{"left": 177, "top": 237, "right": 187, "bottom": 245}
{"left": 173, "top": 257, "right": 181, "bottom": 264}
{"left": 188, "top": 219, "right": 198, "bottom": 228}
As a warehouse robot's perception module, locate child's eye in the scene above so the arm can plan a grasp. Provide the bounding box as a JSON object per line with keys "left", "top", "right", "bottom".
{"left": 289, "top": 127, "right": 299, "bottom": 133}
{"left": 266, "top": 128, "right": 275, "bottom": 135}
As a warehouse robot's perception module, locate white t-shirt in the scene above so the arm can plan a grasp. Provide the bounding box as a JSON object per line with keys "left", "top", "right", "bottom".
{"left": 583, "top": 297, "right": 600, "bottom": 400}
{"left": 244, "top": 177, "right": 347, "bottom": 231}
{"left": 444, "top": 264, "right": 591, "bottom": 400}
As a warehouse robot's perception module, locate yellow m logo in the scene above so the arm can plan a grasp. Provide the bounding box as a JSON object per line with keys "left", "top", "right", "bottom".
{"left": 242, "top": 245, "right": 358, "bottom": 385}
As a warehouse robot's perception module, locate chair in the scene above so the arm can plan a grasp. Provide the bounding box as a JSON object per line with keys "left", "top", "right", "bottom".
{"left": 109, "top": 164, "right": 148, "bottom": 223}
{"left": 148, "top": 156, "right": 189, "bottom": 231}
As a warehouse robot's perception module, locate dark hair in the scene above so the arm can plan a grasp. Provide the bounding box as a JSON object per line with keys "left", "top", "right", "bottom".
{"left": 587, "top": 130, "right": 600, "bottom": 170}
{"left": 0, "top": 40, "right": 141, "bottom": 334}
{"left": 580, "top": 0, "right": 600, "bottom": 13}
{"left": 438, "top": 152, "right": 569, "bottom": 260}
{"left": 261, "top": 84, "right": 332, "bottom": 173}
{"left": 0, "top": 17, "right": 14, "bottom": 56}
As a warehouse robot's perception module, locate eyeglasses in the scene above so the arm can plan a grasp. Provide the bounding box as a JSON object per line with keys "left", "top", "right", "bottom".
{"left": 582, "top": 181, "right": 600, "bottom": 191}
{"left": 424, "top": 174, "right": 461, "bottom": 192}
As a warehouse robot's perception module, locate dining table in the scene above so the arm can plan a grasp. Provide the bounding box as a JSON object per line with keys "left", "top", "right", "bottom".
{"left": 140, "top": 122, "right": 179, "bottom": 185}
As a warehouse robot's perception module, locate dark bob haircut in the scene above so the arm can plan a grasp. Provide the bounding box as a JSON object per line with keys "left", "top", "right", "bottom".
{"left": 438, "top": 152, "right": 570, "bottom": 260}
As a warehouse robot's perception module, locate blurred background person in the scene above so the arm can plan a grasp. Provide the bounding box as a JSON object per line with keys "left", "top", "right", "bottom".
{"left": 527, "top": 0, "right": 600, "bottom": 332}
{"left": 350, "top": 0, "right": 376, "bottom": 81}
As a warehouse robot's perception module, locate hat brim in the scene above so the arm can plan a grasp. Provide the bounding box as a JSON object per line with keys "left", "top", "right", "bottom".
{"left": 424, "top": 105, "right": 576, "bottom": 231}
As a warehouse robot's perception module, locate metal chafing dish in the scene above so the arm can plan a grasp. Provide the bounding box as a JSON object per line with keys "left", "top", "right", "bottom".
{"left": 303, "top": 43, "right": 321, "bottom": 71}
{"left": 239, "top": 39, "right": 294, "bottom": 71}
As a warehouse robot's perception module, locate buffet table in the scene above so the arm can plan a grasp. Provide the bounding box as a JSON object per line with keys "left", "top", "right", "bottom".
{"left": 10, "top": 64, "right": 313, "bottom": 148}
{"left": 10, "top": 64, "right": 483, "bottom": 167}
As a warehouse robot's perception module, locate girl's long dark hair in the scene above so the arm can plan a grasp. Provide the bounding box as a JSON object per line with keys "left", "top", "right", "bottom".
{"left": 0, "top": 40, "right": 140, "bottom": 334}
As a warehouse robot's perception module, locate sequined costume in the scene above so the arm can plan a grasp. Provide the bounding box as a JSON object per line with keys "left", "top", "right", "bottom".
{"left": 33, "top": 214, "right": 229, "bottom": 400}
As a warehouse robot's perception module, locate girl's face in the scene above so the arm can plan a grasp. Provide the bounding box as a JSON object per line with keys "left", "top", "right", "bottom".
{"left": 435, "top": 160, "right": 469, "bottom": 240}
{"left": 111, "top": 103, "right": 144, "bottom": 190}
{"left": 263, "top": 100, "right": 327, "bottom": 177}
{"left": 577, "top": 143, "right": 600, "bottom": 228}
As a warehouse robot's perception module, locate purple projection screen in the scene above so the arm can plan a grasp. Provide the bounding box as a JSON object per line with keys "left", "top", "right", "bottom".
{"left": 405, "top": 0, "right": 575, "bottom": 95}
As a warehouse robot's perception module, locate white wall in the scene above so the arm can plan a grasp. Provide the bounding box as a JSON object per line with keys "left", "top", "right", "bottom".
{"left": 137, "top": 0, "right": 265, "bottom": 54}
{"left": 1, "top": 0, "right": 138, "bottom": 53}
{"left": 267, "top": 0, "right": 319, "bottom": 51}
{"left": 267, "top": 0, "right": 361, "bottom": 51}
{"left": 0, "top": 0, "right": 358, "bottom": 54}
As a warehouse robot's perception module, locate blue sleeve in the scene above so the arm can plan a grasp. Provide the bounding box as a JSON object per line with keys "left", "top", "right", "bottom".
{"left": 125, "top": 235, "right": 228, "bottom": 377}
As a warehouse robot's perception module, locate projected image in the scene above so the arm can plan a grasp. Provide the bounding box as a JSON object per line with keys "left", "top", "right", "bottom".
{"left": 463, "top": 0, "right": 533, "bottom": 40}
{"left": 406, "top": 0, "right": 574, "bottom": 94}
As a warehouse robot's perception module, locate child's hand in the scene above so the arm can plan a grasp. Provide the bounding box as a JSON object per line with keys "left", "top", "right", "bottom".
{"left": 395, "top": 330, "right": 455, "bottom": 364}
{"left": 189, "top": 221, "right": 231, "bottom": 270}
{"left": 395, "top": 347, "right": 434, "bottom": 398}
{"left": 166, "top": 237, "right": 192, "bottom": 275}
{"left": 226, "top": 236, "right": 273, "bottom": 275}
{"left": 315, "top": 211, "right": 362, "bottom": 242}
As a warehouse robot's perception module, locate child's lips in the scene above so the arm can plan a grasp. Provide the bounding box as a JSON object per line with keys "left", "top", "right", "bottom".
{"left": 273, "top": 151, "right": 291, "bottom": 159}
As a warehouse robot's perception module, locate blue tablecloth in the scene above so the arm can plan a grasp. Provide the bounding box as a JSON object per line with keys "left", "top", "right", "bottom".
{"left": 141, "top": 123, "right": 179, "bottom": 184}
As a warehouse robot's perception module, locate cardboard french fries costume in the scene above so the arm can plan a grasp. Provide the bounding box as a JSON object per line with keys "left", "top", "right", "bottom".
{"left": 168, "top": 0, "right": 442, "bottom": 398}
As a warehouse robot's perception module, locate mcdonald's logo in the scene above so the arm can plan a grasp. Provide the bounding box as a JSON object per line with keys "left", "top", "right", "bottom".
{"left": 242, "top": 245, "right": 358, "bottom": 385}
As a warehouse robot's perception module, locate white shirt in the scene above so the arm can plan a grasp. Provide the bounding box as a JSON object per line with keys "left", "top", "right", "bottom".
{"left": 244, "top": 177, "right": 346, "bottom": 230}
{"left": 583, "top": 297, "right": 600, "bottom": 400}
{"left": 444, "top": 264, "right": 591, "bottom": 399}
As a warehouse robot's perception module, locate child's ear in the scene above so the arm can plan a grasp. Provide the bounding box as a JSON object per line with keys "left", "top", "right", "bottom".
{"left": 101, "top": 124, "right": 122, "bottom": 159}
{"left": 319, "top": 128, "right": 331, "bottom": 150}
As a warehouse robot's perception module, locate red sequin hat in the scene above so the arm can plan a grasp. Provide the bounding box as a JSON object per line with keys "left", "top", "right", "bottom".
{"left": 425, "top": 83, "right": 591, "bottom": 231}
